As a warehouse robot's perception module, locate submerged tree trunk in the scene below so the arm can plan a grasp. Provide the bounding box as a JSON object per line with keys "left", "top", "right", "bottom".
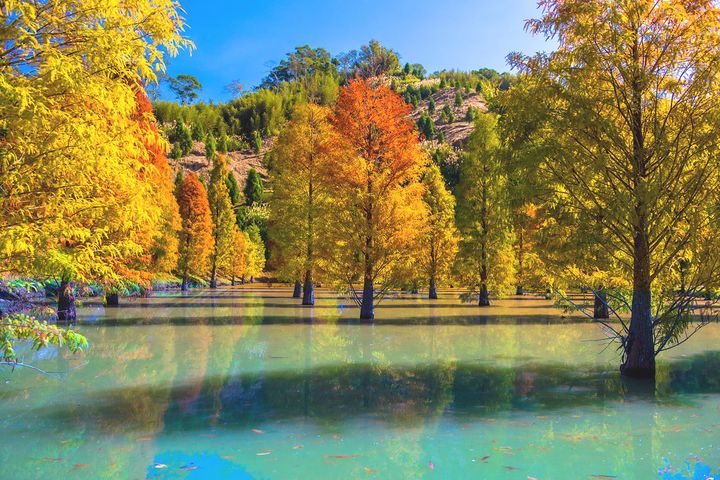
{"left": 209, "top": 261, "right": 218, "bottom": 289}
{"left": 478, "top": 252, "right": 490, "bottom": 307}
{"left": 106, "top": 293, "right": 119, "bottom": 307}
{"left": 621, "top": 229, "right": 655, "bottom": 379}
{"left": 621, "top": 53, "right": 655, "bottom": 379}
{"left": 593, "top": 287, "right": 609, "bottom": 319}
{"left": 293, "top": 280, "right": 302, "bottom": 298}
{"left": 478, "top": 283, "right": 490, "bottom": 307}
{"left": 302, "top": 270, "right": 314, "bottom": 306}
{"left": 429, "top": 276, "right": 438, "bottom": 300}
{"left": 360, "top": 276, "right": 374, "bottom": 322}
{"left": 57, "top": 280, "right": 76, "bottom": 324}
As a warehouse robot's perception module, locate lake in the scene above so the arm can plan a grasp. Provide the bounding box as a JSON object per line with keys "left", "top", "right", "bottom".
{"left": 1, "top": 287, "right": 719, "bottom": 479}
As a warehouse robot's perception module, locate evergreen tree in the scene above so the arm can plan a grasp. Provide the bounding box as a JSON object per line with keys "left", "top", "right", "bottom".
{"left": 191, "top": 122, "right": 204, "bottom": 141}
{"left": 455, "top": 90, "right": 463, "bottom": 107}
{"left": 205, "top": 132, "right": 217, "bottom": 161}
{"left": 428, "top": 97, "right": 436, "bottom": 115}
{"left": 244, "top": 168, "right": 264, "bottom": 206}
{"left": 218, "top": 133, "right": 228, "bottom": 153}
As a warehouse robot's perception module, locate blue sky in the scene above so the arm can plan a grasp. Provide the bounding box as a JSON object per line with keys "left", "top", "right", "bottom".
{"left": 162, "top": 0, "right": 551, "bottom": 102}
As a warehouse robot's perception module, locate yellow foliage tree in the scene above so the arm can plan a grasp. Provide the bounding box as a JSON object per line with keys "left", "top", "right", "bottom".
{"left": 0, "top": 0, "right": 190, "bottom": 322}
{"left": 207, "top": 155, "right": 237, "bottom": 288}
{"left": 268, "top": 103, "right": 337, "bottom": 305}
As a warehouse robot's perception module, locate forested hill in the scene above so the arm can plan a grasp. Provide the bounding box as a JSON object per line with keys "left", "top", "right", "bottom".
{"left": 153, "top": 41, "right": 513, "bottom": 187}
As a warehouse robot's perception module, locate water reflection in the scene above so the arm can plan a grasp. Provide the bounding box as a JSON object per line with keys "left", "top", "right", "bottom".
{"left": 1, "top": 290, "right": 719, "bottom": 479}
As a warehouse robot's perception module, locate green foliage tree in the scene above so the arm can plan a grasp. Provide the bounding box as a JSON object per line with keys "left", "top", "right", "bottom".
{"left": 428, "top": 97, "right": 436, "bottom": 115}
{"left": 207, "top": 156, "right": 237, "bottom": 288}
{"left": 506, "top": 0, "right": 720, "bottom": 378}
{"left": 205, "top": 133, "right": 217, "bottom": 161}
{"left": 244, "top": 168, "right": 265, "bottom": 206}
{"left": 269, "top": 104, "right": 337, "bottom": 304}
{"left": 417, "top": 114, "right": 435, "bottom": 140}
{"left": 168, "top": 74, "right": 202, "bottom": 105}
{"left": 218, "top": 133, "right": 229, "bottom": 153}
{"left": 456, "top": 114, "right": 515, "bottom": 306}
{"left": 454, "top": 90, "right": 463, "bottom": 107}
{"left": 420, "top": 164, "right": 460, "bottom": 299}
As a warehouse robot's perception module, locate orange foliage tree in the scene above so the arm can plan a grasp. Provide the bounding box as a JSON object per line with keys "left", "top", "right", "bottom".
{"left": 176, "top": 172, "right": 214, "bottom": 291}
{"left": 329, "top": 78, "right": 427, "bottom": 321}
{"left": 110, "top": 86, "right": 181, "bottom": 295}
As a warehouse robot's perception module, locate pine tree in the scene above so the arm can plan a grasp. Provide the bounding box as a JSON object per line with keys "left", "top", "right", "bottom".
{"left": 244, "top": 168, "right": 264, "bottom": 206}
{"left": 205, "top": 133, "right": 217, "bottom": 161}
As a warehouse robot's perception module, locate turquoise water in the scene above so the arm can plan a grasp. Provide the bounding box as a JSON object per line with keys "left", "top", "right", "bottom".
{"left": 1, "top": 288, "right": 719, "bottom": 479}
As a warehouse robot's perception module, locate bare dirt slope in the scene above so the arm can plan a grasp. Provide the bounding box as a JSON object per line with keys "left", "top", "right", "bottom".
{"left": 410, "top": 87, "right": 487, "bottom": 146}
{"left": 171, "top": 87, "right": 484, "bottom": 183}
{"left": 169, "top": 141, "right": 267, "bottom": 186}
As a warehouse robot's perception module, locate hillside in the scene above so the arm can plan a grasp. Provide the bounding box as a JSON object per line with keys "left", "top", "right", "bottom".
{"left": 170, "top": 84, "right": 484, "bottom": 186}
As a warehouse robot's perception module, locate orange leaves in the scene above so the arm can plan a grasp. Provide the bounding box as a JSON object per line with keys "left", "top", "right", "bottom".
{"left": 176, "top": 172, "right": 214, "bottom": 280}
{"left": 330, "top": 78, "right": 424, "bottom": 192}
{"left": 326, "top": 78, "right": 428, "bottom": 289}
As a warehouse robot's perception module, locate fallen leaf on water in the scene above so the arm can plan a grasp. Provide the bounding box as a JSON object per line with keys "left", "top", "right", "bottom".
{"left": 153, "top": 463, "right": 168, "bottom": 469}
{"left": 180, "top": 465, "right": 198, "bottom": 471}
{"left": 505, "top": 466, "right": 520, "bottom": 471}
{"left": 72, "top": 464, "right": 89, "bottom": 469}
{"left": 256, "top": 450, "right": 272, "bottom": 456}
{"left": 325, "top": 455, "right": 359, "bottom": 459}
{"left": 479, "top": 456, "right": 491, "bottom": 462}
{"left": 364, "top": 467, "right": 379, "bottom": 473}
{"left": 428, "top": 461, "right": 435, "bottom": 470}
{"left": 687, "top": 456, "right": 702, "bottom": 462}
{"left": 39, "top": 457, "right": 63, "bottom": 463}
{"left": 590, "top": 475, "right": 617, "bottom": 479}
{"left": 528, "top": 476, "right": 539, "bottom": 480}
{"left": 251, "top": 429, "right": 265, "bottom": 434}
{"left": 292, "top": 445, "right": 304, "bottom": 450}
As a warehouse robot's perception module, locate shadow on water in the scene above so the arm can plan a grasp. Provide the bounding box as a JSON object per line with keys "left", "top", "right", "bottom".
{"left": 78, "top": 315, "right": 591, "bottom": 326}
{"left": 16, "top": 351, "right": 720, "bottom": 435}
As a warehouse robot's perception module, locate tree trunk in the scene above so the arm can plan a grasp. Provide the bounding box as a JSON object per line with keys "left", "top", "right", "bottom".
{"left": 231, "top": 276, "right": 235, "bottom": 287}
{"left": 621, "top": 226, "right": 655, "bottom": 379}
{"left": 429, "top": 276, "right": 438, "bottom": 300}
{"left": 181, "top": 275, "right": 189, "bottom": 292}
{"left": 593, "top": 287, "right": 609, "bottom": 319}
{"left": 478, "top": 283, "right": 490, "bottom": 307}
{"left": 302, "top": 270, "right": 314, "bottom": 306}
{"left": 57, "top": 280, "right": 76, "bottom": 324}
{"left": 411, "top": 283, "right": 419, "bottom": 295}
{"left": 293, "top": 280, "right": 302, "bottom": 298}
{"left": 209, "top": 262, "right": 218, "bottom": 289}
{"left": 620, "top": 33, "right": 655, "bottom": 380}
{"left": 106, "top": 293, "right": 119, "bottom": 307}
{"left": 516, "top": 285, "right": 524, "bottom": 296}
{"left": 360, "top": 276, "right": 374, "bottom": 322}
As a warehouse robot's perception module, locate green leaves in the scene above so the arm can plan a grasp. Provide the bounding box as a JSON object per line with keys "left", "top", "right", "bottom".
{"left": 1, "top": 313, "right": 88, "bottom": 363}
